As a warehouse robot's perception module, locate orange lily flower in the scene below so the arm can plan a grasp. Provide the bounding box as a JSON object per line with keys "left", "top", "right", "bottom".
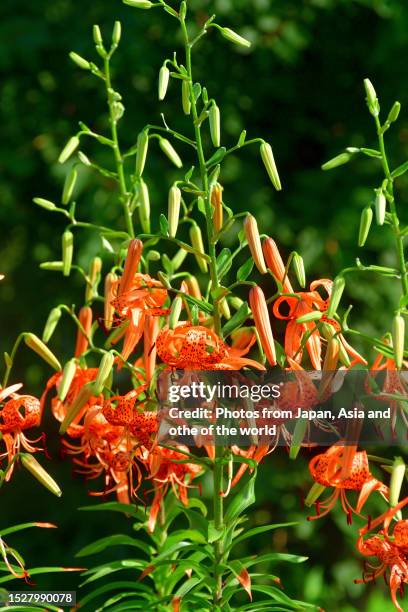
{"left": 308, "top": 444, "right": 388, "bottom": 522}
{"left": 156, "top": 323, "right": 265, "bottom": 370}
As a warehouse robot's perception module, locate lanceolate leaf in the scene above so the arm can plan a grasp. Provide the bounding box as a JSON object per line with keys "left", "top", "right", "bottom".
{"left": 76, "top": 534, "right": 152, "bottom": 557}
{"left": 225, "top": 474, "right": 256, "bottom": 524}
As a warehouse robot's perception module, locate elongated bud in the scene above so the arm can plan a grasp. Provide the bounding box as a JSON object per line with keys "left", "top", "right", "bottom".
{"left": 75, "top": 306, "right": 92, "bottom": 357}
{"left": 135, "top": 130, "right": 149, "bottom": 176}
{"left": 58, "top": 358, "right": 77, "bottom": 402}
{"left": 219, "top": 298, "right": 231, "bottom": 320}
{"left": 62, "top": 230, "right": 74, "bottom": 277}
{"left": 59, "top": 136, "right": 80, "bottom": 164}
{"left": 292, "top": 252, "right": 306, "bottom": 288}
{"left": 262, "top": 238, "right": 293, "bottom": 293}
{"left": 69, "top": 52, "right": 91, "bottom": 71}
{"left": 305, "top": 482, "right": 326, "bottom": 507}
{"left": 364, "top": 78, "right": 379, "bottom": 116}
{"left": 85, "top": 257, "right": 102, "bottom": 302}
{"left": 322, "top": 152, "right": 353, "bottom": 171}
{"left": 60, "top": 382, "right": 94, "bottom": 434}
{"left": 230, "top": 296, "right": 244, "bottom": 310}
{"left": 189, "top": 225, "right": 208, "bottom": 273}
{"left": 168, "top": 185, "right": 181, "bottom": 238}
{"left": 123, "top": 0, "right": 153, "bottom": 8}
{"left": 211, "top": 183, "right": 223, "bottom": 233}
{"left": 78, "top": 151, "right": 91, "bottom": 166}
{"left": 158, "top": 64, "right": 170, "bottom": 101}
{"left": 390, "top": 457, "right": 406, "bottom": 511}
{"left": 249, "top": 286, "right": 276, "bottom": 366}
{"left": 326, "top": 276, "right": 345, "bottom": 317}
{"left": 40, "top": 261, "right": 64, "bottom": 271}
{"left": 42, "top": 307, "right": 62, "bottom": 343}
{"left": 209, "top": 104, "right": 221, "bottom": 147}
{"left": 112, "top": 21, "right": 122, "bottom": 46}
{"left": 220, "top": 27, "right": 251, "bottom": 48}
{"left": 33, "top": 197, "right": 57, "bottom": 211}
{"left": 392, "top": 314, "right": 405, "bottom": 369}
{"left": 119, "top": 239, "right": 143, "bottom": 295}
{"left": 244, "top": 215, "right": 267, "bottom": 274}
{"left": 157, "top": 271, "right": 171, "bottom": 289}
{"left": 144, "top": 316, "right": 159, "bottom": 383}
{"left": 358, "top": 206, "right": 373, "bottom": 246}
{"left": 296, "top": 311, "right": 322, "bottom": 324}
{"left": 159, "top": 138, "right": 182, "bottom": 168}
{"left": 185, "top": 275, "right": 202, "bottom": 300}
{"left": 321, "top": 323, "right": 351, "bottom": 367}
{"left": 375, "top": 190, "right": 386, "bottom": 225}
{"left": 172, "top": 248, "right": 188, "bottom": 271}
{"left": 387, "top": 101, "right": 401, "bottom": 124}
{"left": 138, "top": 179, "right": 151, "bottom": 233}
{"left": 21, "top": 454, "right": 62, "bottom": 497}
{"left": 169, "top": 296, "right": 183, "bottom": 329}
{"left": 62, "top": 167, "right": 77, "bottom": 205}
{"left": 260, "top": 142, "right": 281, "bottom": 190}
{"left": 94, "top": 351, "right": 115, "bottom": 394}
{"left": 93, "top": 25, "right": 103, "bottom": 47}
{"left": 25, "top": 333, "right": 61, "bottom": 371}
{"left": 323, "top": 337, "right": 340, "bottom": 371}
{"left": 104, "top": 272, "right": 117, "bottom": 330}
{"left": 182, "top": 80, "right": 191, "bottom": 115}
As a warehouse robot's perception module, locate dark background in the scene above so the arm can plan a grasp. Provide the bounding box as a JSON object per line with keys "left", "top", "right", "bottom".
{"left": 1, "top": 0, "right": 408, "bottom": 609}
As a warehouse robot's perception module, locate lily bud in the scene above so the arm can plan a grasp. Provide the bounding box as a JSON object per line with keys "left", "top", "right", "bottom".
{"left": 75, "top": 306, "right": 92, "bottom": 357}
{"left": 168, "top": 184, "right": 181, "bottom": 238}
{"left": 219, "top": 298, "right": 231, "bottom": 320}
{"left": 123, "top": 0, "right": 153, "bottom": 8}
{"left": 185, "top": 275, "right": 202, "bottom": 300}
{"left": 171, "top": 248, "right": 188, "bottom": 271}
{"left": 323, "top": 337, "right": 340, "bottom": 371}
{"left": 262, "top": 238, "right": 293, "bottom": 294}
{"left": 85, "top": 257, "right": 102, "bottom": 302}
{"left": 182, "top": 80, "right": 191, "bottom": 115}
{"left": 135, "top": 130, "right": 149, "bottom": 176}
{"left": 358, "top": 206, "right": 373, "bottom": 247}
{"left": 209, "top": 104, "right": 221, "bottom": 147}
{"left": 40, "top": 261, "right": 64, "bottom": 271}
{"left": 25, "top": 333, "right": 61, "bottom": 371}
{"left": 138, "top": 179, "right": 151, "bottom": 233}
{"left": 62, "top": 167, "right": 77, "bottom": 205}
{"left": 104, "top": 272, "right": 117, "bottom": 330}
{"left": 112, "top": 21, "right": 122, "bottom": 46}
{"left": 296, "top": 311, "right": 322, "bottom": 324}
{"left": 21, "top": 454, "right": 62, "bottom": 497}
{"left": 93, "top": 25, "right": 103, "bottom": 47}
{"left": 292, "top": 252, "right": 306, "bottom": 288}
{"left": 62, "top": 230, "right": 74, "bottom": 277}
{"left": 249, "top": 286, "right": 276, "bottom": 366}
{"left": 33, "top": 197, "right": 57, "bottom": 211}
{"left": 230, "top": 296, "right": 244, "bottom": 310}
{"left": 42, "top": 307, "right": 62, "bottom": 343}
{"left": 321, "top": 152, "right": 353, "bottom": 171}
{"left": 390, "top": 457, "right": 406, "bottom": 510}
{"left": 387, "top": 101, "right": 401, "bottom": 124}
{"left": 305, "top": 482, "right": 326, "bottom": 507}
{"left": 94, "top": 351, "right": 115, "bottom": 394}
{"left": 392, "top": 314, "right": 405, "bottom": 369}
{"left": 78, "top": 151, "right": 91, "bottom": 166}
{"left": 60, "top": 382, "right": 95, "bottom": 434}
{"left": 375, "top": 190, "right": 386, "bottom": 226}
{"left": 119, "top": 239, "right": 143, "bottom": 295}
{"left": 244, "top": 214, "right": 267, "bottom": 274}
{"left": 69, "top": 52, "right": 91, "bottom": 71}
{"left": 326, "top": 276, "right": 345, "bottom": 318}
{"left": 211, "top": 183, "right": 223, "bottom": 233}
{"left": 58, "top": 136, "right": 80, "bottom": 164}
{"left": 364, "top": 78, "right": 379, "bottom": 116}
{"left": 159, "top": 138, "right": 182, "bottom": 168}
{"left": 260, "top": 142, "right": 281, "bottom": 191}
{"left": 158, "top": 64, "right": 170, "bottom": 101}
{"left": 189, "top": 225, "right": 208, "bottom": 273}
{"left": 58, "top": 358, "right": 77, "bottom": 402}
{"left": 169, "top": 296, "right": 183, "bottom": 329}
{"left": 220, "top": 27, "right": 251, "bottom": 48}
{"left": 157, "top": 271, "right": 171, "bottom": 289}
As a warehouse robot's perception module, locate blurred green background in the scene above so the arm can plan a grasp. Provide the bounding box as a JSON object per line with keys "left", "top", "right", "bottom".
{"left": 1, "top": 0, "right": 408, "bottom": 609}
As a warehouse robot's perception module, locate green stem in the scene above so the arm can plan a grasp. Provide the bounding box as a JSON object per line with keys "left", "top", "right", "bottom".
{"left": 2, "top": 333, "right": 25, "bottom": 388}
{"left": 104, "top": 57, "right": 135, "bottom": 238}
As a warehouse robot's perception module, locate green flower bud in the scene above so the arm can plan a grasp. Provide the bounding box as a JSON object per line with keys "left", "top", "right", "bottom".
{"left": 375, "top": 190, "right": 386, "bottom": 226}
{"left": 209, "top": 103, "right": 221, "bottom": 147}
{"left": 69, "top": 52, "right": 91, "bottom": 71}
{"left": 169, "top": 296, "right": 183, "bottom": 329}
{"left": 292, "top": 252, "right": 306, "bottom": 288}
{"left": 42, "top": 307, "right": 62, "bottom": 343}
{"left": 40, "top": 261, "right": 64, "bottom": 271}
{"left": 123, "top": 0, "right": 153, "bottom": 7}
{"left": 168, "top": 184, "right": 181, "bottom": 238}
{"left": 146, "top": 250, "right": 161, "bottom": 262}
{"left": 138, "top": 179, "right": 151, "bottom": 233}
{"left": 24, "top": 333, "right": 61, "bottom": 371}
{"left": 62, "top": 167, "right": 77, "bottom": 205}
{"left": 58, "top": 358, "right": 77, "bottom": 402}
{"left": 158, "top": 64, "right": 170, "bottom": 101}
{"left": 58, "top": 136, "right": 80, "bottom": 164}
{"left": 327, "top": 276, "right": 345, "bottom": 318}
{"left": 296, "top": 311, "right": 323, "bottom": 324}
{"left": 157, "top": 271, "right": 171, "bottom": 289}
{"left": 182, "top": 80, "right": 191, "bottom": 115}
{"left": 305, "top": 482, "right": 326, "bottom": 507}
{"left": 94, "top": 351, "right": 115, "bottom": 394}
{"left": 93, "top": 25, "right": 103, "bottom": 46}
{"left": 189, "top": 224, "right": 208, "bottom": 273}
{"left": 135, "top": 130, "right": 149, "bottom": 176}
{"left": 33, "top": 198, "right": 57, "bottom": 211}
{"left": 171, "top": 248, "right": 188, "bottom": 271}
{"left": 85, "top": 256, "right": 102, "bottom": 302}
{"left": 220, "top": 27, "right": 251, "bottom": 48}
{"left": 260, "top": 142, "right": 281, "bottom": 190}
{"left": 62, "top": 230, "right": 74, "bottom": 277}
{"left": 21, "top": 454, "right": 62, "bottom": 497}
{"left": 321, "top": 152, "right": 352, "bottom": 171}
{"left": 390, "top": 456, "right": 406, "bottom": 508}
{"left": 358, "top": 206, "right": 373, "bottom": 247}
{"left": 60, "top": 382, "right": 95, "bottom": 434}
{"left": 392, "top": 313, "right": 405, "bottom": 369}
{"left": 364, "top": 78, "right": 379, "bottom": 116}
{"left": 112, "top": 21, "right": 122, "bottom": 46}
{"left": 387, "top": 101, "right": 401, "bottom": 124}
{"left": 78, "top": 151, "right": 91, "bottom": 166}
{"left": 159, "top": 138, "right": 183, "bottom": 168}
{"left": 229, "top": 296, "right": 244, "bottom": 310}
